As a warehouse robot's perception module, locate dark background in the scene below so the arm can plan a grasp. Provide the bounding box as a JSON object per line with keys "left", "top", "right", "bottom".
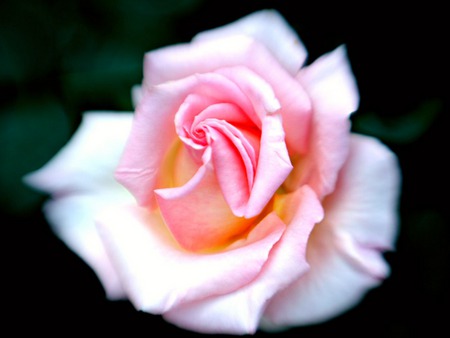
{"left": 1, "top": 1, "right": 447, "bottom": 336}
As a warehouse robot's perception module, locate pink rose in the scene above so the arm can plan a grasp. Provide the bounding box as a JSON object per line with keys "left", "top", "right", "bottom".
{"left": 25, "top": 10, "right": 400, "bottom": 335}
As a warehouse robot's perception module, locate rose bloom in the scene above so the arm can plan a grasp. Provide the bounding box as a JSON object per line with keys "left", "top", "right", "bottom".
{"left": 25, "top": 10, "right": 400, "bottom": 335}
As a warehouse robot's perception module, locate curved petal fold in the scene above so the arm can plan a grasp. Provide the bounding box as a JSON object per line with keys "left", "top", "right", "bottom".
{"left": 164, "top": 186, "right": 323, "bottom": 334}
{"left": 245, "top": 113, "right": 293, "bottom": 218}
{"left": 155, "top": 157, "right": 253, "bottom": 252}
{"left": 115, "top": 81, "right": 196, "bottom": 207}
{"left": 96, "top": 205, "right": 286, "bottom": 314}
{"left": 208, "top": 122, "right": 255, "bottom": 216}
{"left": 261, "top": 134, "right": 400, "bottom": 329}
{"left": 298, "top": 45, "right": 359, "bottom": 118}
{"left": 286, "top": 46, "right": 359, "bottom": 197}
{"left": 216, "top": 66, "right": 281, "bottom": 122}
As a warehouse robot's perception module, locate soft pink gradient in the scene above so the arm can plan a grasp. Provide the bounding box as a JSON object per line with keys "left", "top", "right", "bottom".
{"left": 25, "top": 9, "right": 400, "bottom": 335}
{"left": 163, "top": 186, "right": 323, "bottom": 334}
{"left": 96, "top": 205, "right": 287, "bottom": 314}
{"left": 261, "top": 135, "right": 400, "bottom": 329}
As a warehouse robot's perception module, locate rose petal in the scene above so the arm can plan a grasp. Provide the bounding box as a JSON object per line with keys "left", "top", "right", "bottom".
{"left": 131, "top": 85, "right": 143, "bottom": 108}
{"left": 193, "top": 9, "right": 308, "bottom": 75}
{"left": 96, "top": 205, "right": 286, "bottom": 314}
{"left": 285, "top": 115, "right": 351, "bottom": 198}
{"left": 208, "top": 121, "right": 255, "bottom": 215}
{"left": 216, "top": 66, "right": 281, "bottom": 123}
{"left": 143, "top": 35, "right": 312, "bottom": 154}
{"left": 163, "top": 186, "right": 323, "bottom": 334}
{"left": 116, "top": 72, "right": 258, "bottom": 207}
{"left": 176, "top": 94, "right": 255, "bottom": 153}
{"left": 41, "top": 194, "right": 128, "bottom": 300}
{"left": 299, "top": 45, "right": 359, "bottom": 118}
{"left": 192, "top": 101, "right": 255, "bottom": 132}
{"left": 115, "top": 78, "right": 199, "bottom": 207}
{"left": 25, "top": 112, "right": 134, "bottom": 194}
{"left": 159, "top": 113, "right": 292, "bottom": 233}
{"left": 325, "top": 134, "right": 400, "bottom": 249}
{"left": 261, "top": 134, "right": 400, "bottom": 328}
{"left": 155, "top": 151, "right": 253, "bottom": 251}
{"left": 245, "top": 113, "right": 293, "bottom": 218}
{"left": 285, "top": 46, "right": 359, "bottom": 197}
{"left": 175, "top": 72, "right": 256, "bottom": 135}
{"left": 24, "top": 112, "right": 135, "bottom": 299}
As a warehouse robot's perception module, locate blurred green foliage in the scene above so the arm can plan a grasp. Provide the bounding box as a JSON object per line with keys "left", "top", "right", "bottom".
{"left": 352, "top": 99, "right": 442, "bottom": 144}
{"left": 0, "top": 95, "right": 70, "bottom": 212}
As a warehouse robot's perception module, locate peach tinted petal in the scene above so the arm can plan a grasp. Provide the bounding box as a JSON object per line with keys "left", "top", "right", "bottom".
{"left": 286, "top": 46, "right": 359, "bottom": 197}
{"left": 261, "top": 134, "right": 400, "bottom": 328}
{"left": 96, "top": 205, "right": 286, "bottom": 314}
{"left": 155, "top": 154, "right": 253, "bottom": 252}
{"left": 193, "top": 10, "right": 308, "bottom": 75}
{"left": 164, "top": 186, "right": 323, "bottom": 334}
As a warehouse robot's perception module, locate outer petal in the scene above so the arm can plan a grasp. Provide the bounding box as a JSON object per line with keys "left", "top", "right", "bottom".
{"left": 324, "top": 135, "right": 400, "bottom": 250}
{"left": 261, "top": 134, "right": 400, "bottom": 329}
{"left": 115, "top": 78, "right": 199, "bottom": 207}
{"left": 24, "top": 112, "right": 135, "bottom": 299}
{"left": 299, "top": 46, "right": 359, "bottom": 119}
{"left": 96, "top": 205, "right": 286, "bottom": 314}
{"left": 163, "top": 186, "right": 323, "bottom": 335}
{"left": 25, "top": 112, "right": 134, "bottom": 194}
{"left": 285, "top": 46, "right": 359, "bottom": 197}
{"left": 131, "top": 85, "right": 143, "bottom": 108}
{"left": 193, "top": 9, "right": 308, "bottom": 75}
{"left": 40, "top": 193, "right": 130, "bottom": 300}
